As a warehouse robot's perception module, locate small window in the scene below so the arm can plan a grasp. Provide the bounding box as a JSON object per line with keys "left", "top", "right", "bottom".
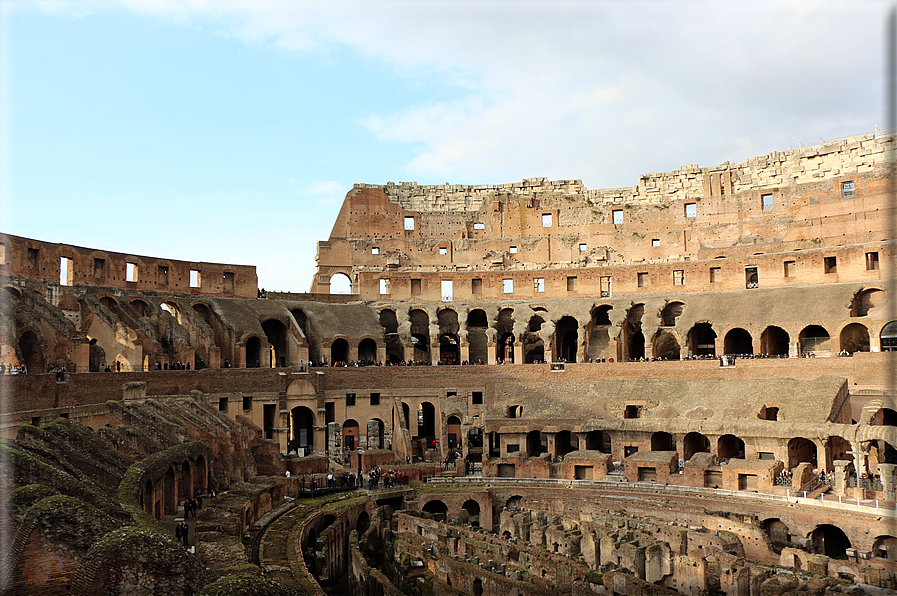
{"left": 637, "top": 272, "right": 648, "bottom": 287}
{"left": 371, "top": 247, "right": 380, "bottom": 255}
{"left": 542, "top": 213, "right": 552, "bottom": 227}
{"left": 370, "top": 393, "right": 380, "bottom": 406}
{"left": 535, "top": 278, "right": 545, "bottom": 293}
{"left": 624, "top": 405, "right": 641, "bottom": 419}
{"left": 93, "top": 258, "right": 105, "bottom": 279}
{"left": 506, "top": 444, "right": 520, "bottom": 453}
{"left": 824, "top": 256, "right": 837, "bottom": 274}
{"left": 579, "top": 243, "right": 587, "bottom": 252}
{"left": 189, "top": 269, "right": 201, "bottom": 288}
{"left": 472, "top": 391, "right": 483, "bottom": 405}
{"left": 346, "top": 393, "right": 356, "bottom": 406}
{"left": 567, "top": 276, "right": 577, "bottom": 292}
{"left": 126, "top": 262, "right": 138, "bottom": 283}
{"left": 218, "top": 398, "right": 228, "bottom": 412}
{"left": 600, "top": 276, "right": 611, "bottom": 298}
{"left": 673, "top": 270, "right": 685, "bottom": 286}
{"left": 439, "top": 247, "right": 448, "bottom": 255}
{"left": 243, "top": 396, "right": 252, "bottom": 411}
{"left": 404, "top": 216, "right": 415, "bottom": 230}
{"left": 222, "top": 271, "right": 235, "bottom": 291}
{"left": 441, "top": 280, "right": 453, "bottom": 302}
{"left": 27, "top": 247, "right": 39, "bottom": 268}
{"left": 503, "top": 279, "right": 514, "bottom": 294}
{"left": 59, "top": 257, "right": 73, "bottom": 286}
{"left": 509, "top": 246, "right": 518, "bottom": 254}
{"left": 841, "top": 180, "right": 855, "bottom": 197}
{"left": 710, "top": 267, "right": 721, "bottom": 283}
{"left": 158, "top": 265, "right": 169, "bottom": 285}
{"left": 758, "top": 451, "right": 775, "bottom": 460}
{"left": 745, "top": 267, "right": 758, "bottom": 289}
{"left": 761, "top": 194, "right": 773, "bottom": 210}
{"left": 685, "top": 203, "right": 697, "bottom": 218}
{"left": 471, "top": 278, "right": 482, "bottom": 294}
{"left": 612, "top": 209, "right": 624, "bottom": 224}
{"left": 411, "top": 279, "right": 422, "bottom": 296}
{"left": 652, "top": 238, "right": 660, "bottom": 247}
{"left": 866, "top": 252, "right": 880, "bottom": 270}
{"left": 379, "top": 278, "right": 390, "bottom": 295}
{"left": 473, "top": 222, "right": 485, "bottom": 230}
{"left": 784, "top": 260, "right": 796, "bottom": 278}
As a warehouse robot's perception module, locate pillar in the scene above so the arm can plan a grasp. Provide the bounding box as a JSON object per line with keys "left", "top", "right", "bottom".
{"left": 513, "top": 342, "right": 523, "bottom": 364}
{"left": 879, "top": 463, "right": 896, "bottom": 502}
{"left": 834, "top": 459, "right": 854, "bottom": 496}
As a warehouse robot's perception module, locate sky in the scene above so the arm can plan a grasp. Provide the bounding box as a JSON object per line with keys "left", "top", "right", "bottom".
{"left": 0, "top": 0, "right": 891, "bottom": 292}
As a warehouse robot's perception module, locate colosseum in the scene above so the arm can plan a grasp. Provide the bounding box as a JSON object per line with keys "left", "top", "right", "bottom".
{"left": 1, "top": 132, "right": 895, "bottom": 595}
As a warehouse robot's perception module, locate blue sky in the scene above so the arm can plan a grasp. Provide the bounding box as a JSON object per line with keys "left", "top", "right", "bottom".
{"left": 0, "top": 0, "right": 890, "bottom": 291}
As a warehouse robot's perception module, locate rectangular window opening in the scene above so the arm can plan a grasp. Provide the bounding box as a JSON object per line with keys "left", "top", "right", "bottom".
{"left": 243, "top": 396, "right": 252, "bottom": 411}
{"left": 346, "top": 393, "right": 356, "bottom": 406}
{"left": 379, "top": 278, "right": 390, "bottom": 295}
{"left": 637, "top": 272, "right": 648, "bottom": 288}
{"left": 652, "top": 238, "right": 660, "bottom": 247}
{"left": 411, "top": 278, "right": 421, "bottom": 296}
{"left": 471, "top": 278, "right": 482, "bottom": 295}
{"left": 710, "top": 267, "right": 721, "bottom": 284}
{"left": 509, "top": 246, "right": 518, "bottom": 254}
{"left": 126, "top": 262, "right": 138, "bottom": 283}
{"left": 612, "top": 209, "right": 624, "bottom": 225}
{"left": 371, "top": 247, "right": 380, "bottom": 255}
{"left": 223, "top": 271, "right": 235, "bottom": 291}
{"left": 218, "top": 398, "right": 228, "bottom": 412}
{"left": 0, "top": 243, "right": 5, "bottom": 265}
{"left": 502, "top": 278, "right": 513, "bottom": 294}
{"left": 824, "top": 256, "right": 837, "bottom": 274}
{"left": 439, "top": 247, "right": 448, "bottom": 255}
{"left": 158, "top": 265, "right": 169, "bottom": 285}
{"left": 567, "top": 276, "right": 577, "bottom": 292}
{"left": 542, "top": 213, "right": 552, "bottom": 227}
{"left": 27, "top": 247, "right": 39, "bottom": 269}
{"left": 841, "top": 180, "right": 855, "bottom": 197}
{"left": 189, "top": 269, "right": 201, "bottom": 288}
{"left": 761, "top": 194, "right": 774, "bottom": 210}
{"left": 472, "top": 391, "right": 483, "bottom": 405}
{"left": 579, "top": 243, "right": 587, "bottom": 252}
{"left": 59, "top": 257, "right": 73, "bottom": 286}
{"left": 673, "top": 270, "right": 685, "bottom": 286}
{"left": 745, "top": 267, "right": 758, "bottom": 289}
{"left": 535, "top": 278, "right": 545, "bottom": 293}
{"left": 370, "top": 393, "right": 380, "bottom": 406}
{"left": 404, "top": 216, "right": 415, "bottom": 230}
{"left": 93, "top": 258, "right": 106, "bottom": 279}
{"left": 866, "top": 252, "right": 880, "bottom": 271}
{"left": 441, "top": 280, "right": 453, "bottom": 302}
{"left": 600, "top": 276, "right": 612, "bottom": 298}
{"left": 685, "top": 203, "right": 697, "bottom": 218}
{"left": 784, "top": 260, "right": 796, "bottom": 278}
{"left": 473, "top": 222, "right": 485, "bottom": 230}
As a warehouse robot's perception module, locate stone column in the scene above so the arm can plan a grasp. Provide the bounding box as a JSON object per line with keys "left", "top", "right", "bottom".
{"left": 879, "top": 463, "right": 896, "bottom": 502}
{"left": 513, "top": 342, "right": 524, "bottom": 364}
{"left": 460, "top": 342, "right": 470, "bottom": 364}
{"left": 834, "top": 460, "right": 854, "bottom": 496}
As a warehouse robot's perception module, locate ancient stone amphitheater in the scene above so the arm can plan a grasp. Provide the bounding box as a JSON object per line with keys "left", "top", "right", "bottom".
{"left": 1, "top": 133, "right": 895, "bottom": 595}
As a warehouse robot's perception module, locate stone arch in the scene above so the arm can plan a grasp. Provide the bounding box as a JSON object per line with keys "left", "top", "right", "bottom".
{"left": 261, "top": 319, "right": 288, "bottom": 367}
{"left": 329, "top": 272, "right": 352, "bottom": 294}
{"left": 873, "top": 535, "right": 897, "bottom": 561}
{"left": 290, "top": 406, "right": 316, "bottom": 452}
{"left": 356, "top": 510, "right": 371, "bottom": 535}
{"left": 723, "top": 327, "right": 753, "bottom": 355}
{"left": 524, "top": 312, "right": 546, "bottom": 363}
{"left": 717, "top": 434, "right": 745, "bottom": 459}
{"left": 850, "top": 287, "right": 886, "bottom": 317}
{"left": 555, "top": 430, "right": 577, "bottom": 456}
{"left": 799, "top": 325, "right": 831, "bottom": 356}
{"left": 358, "top": 337, "right": 377, "bottom": 363}
{"left": 586, "top": 304, "right": 613, "bottom": 359}
{"left": 409, "top": 308, "right": 430, "bottom": 363}
{"left": 330, "top": 337, "right": 349, "bottom": 364}
{"left": 586, "top": 430, "right": 612, "bottom": 453}
{"left": 651, "top": 329, "right": 681, "bottom": 360}
{"left": 760, "top": 326, "right": 789, "bottom": 356}
{"left": 494, "top": 308, "right": 515, "bottom": 363}
{"left": 687, "top": 322, "right": 717, "bottom": 357}
{"left": 882, "top": 320, "right": 897, "bottom": 352}
{"left": 651, "top": 432, "right": 675, "bottom": 451}
{"left": 245, "top": 335, "right": 262, "bottom": 368}
{"left": 417, "top": 401, "right": 437, "bottom": 438}
{"left": 342, "top": 419, "right": 359, "bottom": 450}
{"left": 555, "top": 315, "right": 579, "bottom": 362}
{"left": 809, "top": 524, "right": 851, "bottom": 558}
{"left": 659, "top": 301, "right": 685, "bottom": 327}
{"left": 466, "top": 308, "right": 489, "bottom": 364}
{"left": 762, "top": 518, "right": 792, "bottom": 552}
{"left": 788, "top": 437, "right": 817, "bottom": 469}
{"left": 620, "top": 304, "right": 645, "bottom": 361}
{"left": 839, "top": 322, "right": 869, "bottom": 354}
{"left": 461, "top": 499, "right": 481, "bottom": 526}
{"left": 129, "top": 298, "right": 150, "bottom": 317}
{"left": 526, "top": 430, "right": 546, "bottom": 457}
{"left": 683, "top": 432, "right": 710, "bottom": 461}
{"left": 17, "top": 328, "right": 45, "bottom": 373}
{"left": 422, "top": 499, "right": 448, "bottom": 522}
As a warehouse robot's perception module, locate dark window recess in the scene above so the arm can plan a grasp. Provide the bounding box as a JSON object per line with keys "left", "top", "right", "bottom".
{"left": 745, "top": 267, "right": 758, "bottom": 289}
{"left": 243, "top": 396, "right": 252, "bottom": 411}
{"left": 824, "top": 256, "right": 837, "bottom": 274}
{"left": 218, "top": 398, "right": 228, "bottom": 412}
{"left": 27, "top": 248, "right": 39, "bottom": 268}
{"left": 866, "top": 252, "right": 880, "bottom": 271}
{"left": 346, "top": 393, "right": 356, "bottom": 406}
{"left": 263, "top": 404, "right": 276, "bottom": 440}
{"left": 370, "top": 393, "right": 380, "bottom": 406}
{"left": 506, "top": 444, "right": 520, "bottom": 453}
{"left": 94, "top": 258, "right": 106, "bottom": 279}
{"left": 325, "top": 402, "right": 335, "bottom": 424}
{"left": 624, "top": 405, "right": 641, "bottom": 419}
{"left": 472, "top": 391, "right": 483, "bottom": 405}
{"left": 411, "top": 279, "right": 422, "bottom": 295}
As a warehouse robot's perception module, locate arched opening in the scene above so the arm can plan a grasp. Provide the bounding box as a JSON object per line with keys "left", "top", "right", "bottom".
{"left": 290, "top": 406, "right": 316, "bottom": 452}
{"left": 687, "top": 322, "right": 717, "bottom": 357}
{"left": 873, "top": 535, "right": 897, "bottom": 561}
{"left": 438, "top": 334, "right": 459, "bottom": 365}
{"left": 826, "top": 436, "right": 853, "bottom": 467}
{"left": 850, "top": 288, "right": 885, "bottom": 317}
{"left": 88, "top": 339, "right": 105, "bottom": 373}
{"left": 810, "top": 524, "right": 851, "bottom": 558}
{"left": 410, "top": 309, "right": 430, "bottom": 363}
{"left": 526, "top": 430, "right": 546, "bottom": 457}
{"left": 621, "top": 304, "right": 645, "bottom": 361}
{"left": 788, "top": 437, "right": 817, "bottom": 469}
{"left": 555, "top": 316, "right": 579, "bottom": 362}
{"left": 366, "top": 418, "right": 385, "bottom": 449}
{"left": 130, "top": 299, "right": 150, "bottom": 317}
{"left": 330, "top": 338, "right": 349, "bottom": 364}
{"left": 418, "top": 402, "right": 436, "bottom": 439}
{"left": 880, "top": 408, "right": 897, "bottom": 426}
{"left": 422, "top": 500, "right": 448, "bottom": 522}
{"left": 762, "top": 518, "right": 792, "bottom": 552}
{"left": 379, "top": 309, "right": 403, "bottom": 363}
{"left": 660, "top": 301, "right": 685, "bottom": 327}
{"left": 494, "top": 308, "right": 515, "bottom": 363}
{"left": 329, "top": 272, "right": 352, "bottom": 294}
{"left": 292, "top": 308, "right": 319, "bottom": 364}
{"left": 652, "top": 329, "right": 681, "bottom": 360}
{"left": 467, "top": 308, "right": 489, "bottom": 364}
{"left": 356, "top": 511, "right": 371, "bottom": 535}
{"left": 882, "top": 321, "right": 897, "bottom": 352}
{"left": 683, "top": 432, "right": 710, "bottom": 461}
{"left": 524, "top": 313, "right": 545, "bottom": 363}
{"left": 587, "top": 305, "right": 613, "bottom": 360}
{"left": 261, "top": 319, "right": 288, "bottom": 367}
{"left": 585, "top": 430, "right": 611, "bottom": 453}
{"left": 461, "top": 499, "right": 481, "bottom": 527}
{"left": 446, "top": 415, "right": 461, "bottom": 449}
{"left": 342, "top": 419, "right": 359, "bottom": 451}
{"left": 839, "top": 323, "right": 870, "bottom": 354}
{"left": 507, "top": 405, "right": 523, "bottom": 419}
{"left": 723, "top": 328, "right": 753, "bottom": 355}
{"left": 379, "top": 308, "right": 399, "bottom": 334}
{"left": 473, "top": 579, "right": 483, "bottom": 596}
{"left": 869, "top": 439, "right": 897, "bottom": 466}
{"left": 717, "top": 435, "right": 745, "bottom": 460}
{"left": 358, "top": 338, "right": 377, "bottom": 363}
{"left": 799, "top": 325, "right": 831, "bottom": 356}
{"left": 760, "top": 326, "right": 790, "bottom": 356}
{"left": 555, "top": 430, "right": 577, "bottom": 456}
{"left": 651, "top": 432, "right": 675, "bottom": 452}
{"left": 245, "top": 337, "right": 262, "bottom": 368}
{"left": 506, "top": 495, "right": 523, "bottom": 509}
{"left": 18, "top": 330, "right": 45, "bottom": 373}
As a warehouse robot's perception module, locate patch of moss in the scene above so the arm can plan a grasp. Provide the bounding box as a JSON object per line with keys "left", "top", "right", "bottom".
{"left": 196, "top": 572, "right": 303, "bottom": 596}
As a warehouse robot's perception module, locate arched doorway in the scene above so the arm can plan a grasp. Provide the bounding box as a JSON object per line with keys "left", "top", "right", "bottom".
{"left": 717, "top": 435, "right": 745, "bottom": 459}
{"left": 329, "top": 272, "right": 352, "bottom": 294}
{"left": 683, "top": 432, "right": 710, "bottom": 460}
{"left": 290, "top": 406, "right": 315, "bottom": 453}
{"left": 723, "top": 328, "right": 753, "bottom": 355}
{"left": 660, "top": 301, "right": 684, "bottom": 327}
{"left": 18, "top": 330, "right": 45, "bottom": 372}
{"left": 651, "top": 432, "right": 675, "bottom": 451}
{"left": 788, "top": 437, "right": 817, "bottom": 469}
{"left": 555, "top": 316, "right": 579, "bottom": 362}
{"left": 246, "top": 336, "right": 262, "bottom": 368}
{"left": 330, "top": 338, "right": 349, "bottom": 364}
{"left": 524, "top": 312, "right": 546, "bottom": 363}
{"left": 586, "top": 305, "right": 612, "bottom": 360}
{"left": 526, "top": 430, "right": 545, "bottom": 456}
{"left": 358, "top": 338, "right": 377, "bottom": 363}
{"left": 839, "top": 323, "right": 870, "bottom": 354}
{"left": 410, "top": 309, "right": 430, "bottom": 363}
{"left": 461, "top": 499, "right": 481, "bottom": 527}
{"left": 467, "top": 309, "right": 488, "bottom": 364}
{"left": 439, "top": 334, "right": 459, "bottom": 364}
{"left": 687, "top": 323, "right": 717, "bottom": 357}
{"left": 555, "top": 430, "right": 576, "bottom": 456}
{"left": 652, "top": 329, "right": 681, "bottom": 360}
{"left": 494, "top": 309, "right": 515, "bottom": 363}
{"left": 343, "top": 419, "right": 359, "bottom": 450}
{"left": 422, "top": 500, "right": 448, "bottom": 522}
{"left": 418, "top": 402, "right": 436, "bottom": 439}
{"left": 261, "top": 319, "right": 288, "bottom": 367}
{"left": 760, "top": 326, "right": 789, "bottom": 356}
{"left": 621, "top": 304, "right": 645, "bottom": 361}
{"left": 799, "top": 325, "right": 830, "bottom": 356}
{"left": 810, "top": 524, "right": 851, "bottom": 558}
{"left": 586, "top": 430, "right": 611, "bottom": 453}
{"left": 882, "top": 321, "right": 897, "bottom": 351}
{"left": 446, "top": 415, "right": 461, "bottom": 449}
